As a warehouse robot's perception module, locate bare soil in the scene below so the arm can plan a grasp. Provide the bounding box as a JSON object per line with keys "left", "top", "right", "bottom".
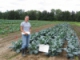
{"left": 0, "top": 24, "right": 80, "bottom": 60}
{"left": 0, "top": 24, "right": 55, "bottom": 60}
{"left": 72, "top": 25, "right": 80, "bottom": 39}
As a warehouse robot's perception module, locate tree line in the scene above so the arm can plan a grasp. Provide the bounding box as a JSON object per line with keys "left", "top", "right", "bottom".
{"left": 0, "top": 9, "right": 80, "bottom": 21}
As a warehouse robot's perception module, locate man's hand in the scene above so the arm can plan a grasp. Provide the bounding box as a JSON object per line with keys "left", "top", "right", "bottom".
{"left": 24, "top": 32, "right": 28, "bottom": 35}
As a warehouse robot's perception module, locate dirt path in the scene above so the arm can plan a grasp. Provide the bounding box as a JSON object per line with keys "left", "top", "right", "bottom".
{"left": 11, "top": 54, "right": 68, "bottom": 60}
{"left": 72, "top": 25, "right": 80, "bottom": 48}
{"left": 72, "top": 25, "right": 80, "bottom": 39}
{"left": 72, "top": 25, "right": 80, "bottom": 60}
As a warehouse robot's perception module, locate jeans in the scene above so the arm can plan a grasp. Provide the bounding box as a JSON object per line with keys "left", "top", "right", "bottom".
{"left": 21, "top": 34, "right": 30, "bottom": 49}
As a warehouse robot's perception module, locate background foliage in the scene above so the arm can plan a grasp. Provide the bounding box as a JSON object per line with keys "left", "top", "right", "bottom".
{"left": 0, "top": 9, "right": 80, "bottom": 21}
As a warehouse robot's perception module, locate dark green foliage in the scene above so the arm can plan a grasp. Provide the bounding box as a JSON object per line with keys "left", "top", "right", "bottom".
{"left": 10, "top": 23, "right": 80, "bottom": 58}
{"left": 9, "top": 39, "right": 22, "bottom": 53}
{"left": 0, "top": 9, "right": 80, "bottom": 21}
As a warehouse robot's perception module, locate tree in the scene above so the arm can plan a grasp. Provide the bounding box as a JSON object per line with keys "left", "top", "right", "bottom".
{"left": 76, "top": 11, "right": 80, "bottom": 22}
{"left": 40, "top": 10, "right": 49, "bottom": 20}
{"left": 50, "top": 9, "right": 55, "bottom": 20}
{"left": 70, "top": 11, "right": 76, "bottom": 21}
{"left": 55, "top": 9, "right": 62, "bottom": 20}
{"left": 27, "top": 10, "right": 38, "bottom": 20}
{"left": 60, "top": 11, "right": 71, "bottom": 21}
{"left": 2, "top": 11, "right": 9, "bottom": 19}
{"left": 7, "top": 10, "right": 20, "bottom": 20}
{"left": 16, "top": 10, "right": 25, "bottom": 20}
{"left": 0, "top": 12, "right": 2, "bottom": 19}
{"left": 0, "top": 9, "right": 80, "bottom": 22}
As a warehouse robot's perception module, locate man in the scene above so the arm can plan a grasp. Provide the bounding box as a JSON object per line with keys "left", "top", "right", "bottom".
{"left": 20, "top": 16, "right": 31, "bottom": 57}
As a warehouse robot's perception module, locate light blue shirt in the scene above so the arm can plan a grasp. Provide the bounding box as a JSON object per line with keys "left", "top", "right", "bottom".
{"left": 20, "top": 21, "right": 31, "bottom": 32}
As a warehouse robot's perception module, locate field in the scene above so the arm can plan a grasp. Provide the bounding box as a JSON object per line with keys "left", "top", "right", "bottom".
{"left": 0, "top": 20, "right": 80, "bottom": 60}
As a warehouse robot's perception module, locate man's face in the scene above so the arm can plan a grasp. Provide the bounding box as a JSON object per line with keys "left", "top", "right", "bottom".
{"left": 25, "top": 16, "right": 29, "bottom": 22}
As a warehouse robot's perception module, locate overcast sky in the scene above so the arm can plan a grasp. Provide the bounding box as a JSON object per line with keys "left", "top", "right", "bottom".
{"left": 0, "top": 0, "right": 80, "bottom": 12}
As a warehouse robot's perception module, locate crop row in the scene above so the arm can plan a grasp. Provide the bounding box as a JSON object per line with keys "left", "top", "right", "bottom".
{"left": 10, "top": 23, "right": 80, "bottom": 59}
{"left": 0, "top": 20, "right": 53, "bottom": 35}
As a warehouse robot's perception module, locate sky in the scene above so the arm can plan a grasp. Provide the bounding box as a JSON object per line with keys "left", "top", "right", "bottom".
{"left": 0, "top": 0, "right": 80, "bottom": 12}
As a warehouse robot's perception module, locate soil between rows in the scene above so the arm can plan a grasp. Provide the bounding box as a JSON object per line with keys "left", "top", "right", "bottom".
{"left": 0, "top": 24, "right": 80, "bottom": 60}
{"left": 0, "top": 24, "right": 55, "bottom": 60}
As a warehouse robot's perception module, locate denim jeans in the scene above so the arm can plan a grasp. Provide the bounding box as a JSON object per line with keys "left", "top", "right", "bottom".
{"left": 21, "top": 34, "right": 30, "bottom": 49}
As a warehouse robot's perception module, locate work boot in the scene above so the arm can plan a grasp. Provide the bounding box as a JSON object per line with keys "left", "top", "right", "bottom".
{"left": 25, "top": 47, "right": 28, "bottom": 50}
{"left": 25, "top": 47, "right": 29, "bottom": 54}
{"left": 24, "top": 47, "right": 28, "bottom": 54}
{"left": 21, "top": 48, "right": 26, "bottom": 57}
